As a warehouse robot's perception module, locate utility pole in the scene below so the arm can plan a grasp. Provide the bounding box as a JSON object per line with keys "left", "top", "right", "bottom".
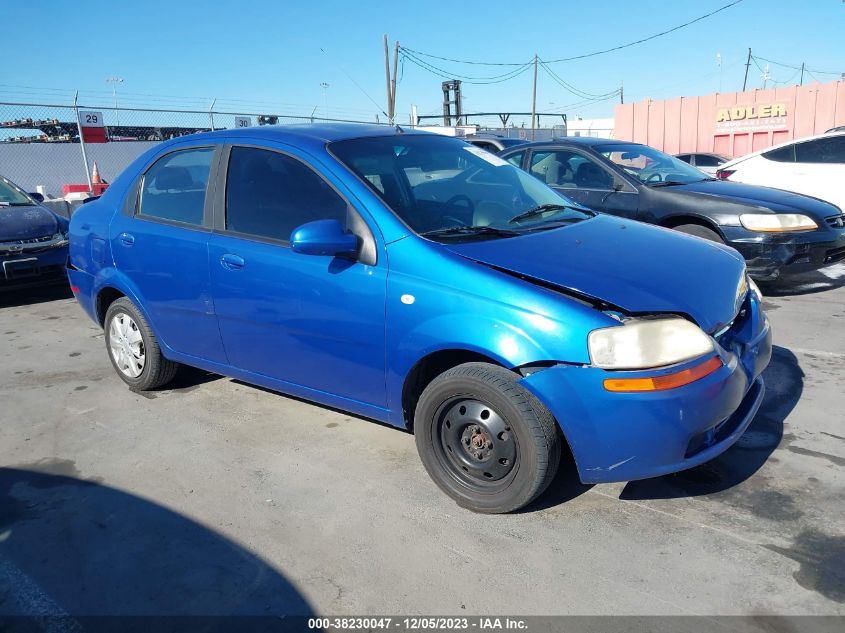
{"left": 383, "top": 34, "right": 399, "bottom": 125}
{"left": 531, "top": 54, "right": 538, "bottom": 140}
{"left": 800, "top": 62, "right": 805, "bottom": 86}
{"left": 620, "top": 85, "right": 624, "bottom": 104}
{"left": 742, "top": 48, "right": 751, "bottom": 91}
{"left": 391, "top": 40, "right": 399, "bottom": 125}
{"left": 761, "top": 64, "right": 770, "bottom": 90}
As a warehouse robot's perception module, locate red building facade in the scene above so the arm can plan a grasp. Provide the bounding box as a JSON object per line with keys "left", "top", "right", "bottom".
{"left": 614, "top": 80, "right": 845, "bottom": 158}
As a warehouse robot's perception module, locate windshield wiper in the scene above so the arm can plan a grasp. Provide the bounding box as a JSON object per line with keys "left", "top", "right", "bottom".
{"left": 508, "top": 203, "right": 572, "bottom": 224}
{"left": 422, "top": 225, "right": 521, "bottom": 239}
{"left": 0, "top": 202, "right": 34, "bottom": 207}
{"left": 647, "top": 180, "right": 689, "bottom": 188}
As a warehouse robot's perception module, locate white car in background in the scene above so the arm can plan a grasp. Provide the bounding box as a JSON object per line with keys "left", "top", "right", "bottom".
{"left": 717, "top": 132, "right": 845, "bottom": 212}
{"left": 674, "top": 152, "right": 729, "bottom": 177}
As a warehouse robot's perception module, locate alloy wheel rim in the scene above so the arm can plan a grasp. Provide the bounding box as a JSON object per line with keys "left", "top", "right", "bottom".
{"left": 108, "top": 312, "right": 145, "bottom": 378}
{"left": 436, "top": 397, "right": 517, "bottom": 490}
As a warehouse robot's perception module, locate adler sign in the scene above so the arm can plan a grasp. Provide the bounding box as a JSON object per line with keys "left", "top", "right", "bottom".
{"left": 715, "top": 103, "right": 788, "bottom": 132}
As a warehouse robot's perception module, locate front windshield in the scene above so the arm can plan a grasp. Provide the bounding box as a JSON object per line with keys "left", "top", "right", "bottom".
{"left": 0, "top": 177, "right": 34, "bottom": 206}
{"left": 597, "top": 143, "right": 709, "bottom": 185}
{"left": 330, "top": 134, "right": 593, "bottom": 239}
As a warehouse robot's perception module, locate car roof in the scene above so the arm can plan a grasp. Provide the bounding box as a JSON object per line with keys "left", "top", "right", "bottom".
{"left": 509, "top": 137, "right": 626, "bottom": 149}
{"left": 167, "top": 122, "right": 425, "bottom": 146}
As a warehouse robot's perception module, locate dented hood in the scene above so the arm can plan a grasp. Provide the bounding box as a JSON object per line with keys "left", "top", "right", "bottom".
{"left": 442, "top": 215, "right": 747, "bottom": 334}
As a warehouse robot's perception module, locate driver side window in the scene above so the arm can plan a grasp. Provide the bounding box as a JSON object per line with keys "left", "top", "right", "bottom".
{"left": 225, "top": 146, "right": 348, "bottom": 243}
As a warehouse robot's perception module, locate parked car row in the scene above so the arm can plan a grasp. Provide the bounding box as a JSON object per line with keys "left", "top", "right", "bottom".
{"left": 5, "top": 122, "right": 840, "bottom": 512}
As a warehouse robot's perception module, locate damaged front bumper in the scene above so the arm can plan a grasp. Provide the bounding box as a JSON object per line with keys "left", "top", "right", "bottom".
{"left": 520, "top": 293, "right": 772, "bottom": 484}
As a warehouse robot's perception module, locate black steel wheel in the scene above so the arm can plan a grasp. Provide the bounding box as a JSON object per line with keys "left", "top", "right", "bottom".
{"left": 415, "top": 362, "right": 562, "bottom": 513}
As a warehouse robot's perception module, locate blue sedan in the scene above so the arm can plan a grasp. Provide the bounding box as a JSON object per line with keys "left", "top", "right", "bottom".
{"left": 68, "top": 124, "right": 772, "bottom": 513}
{"left": 1, "top": 175, "right": 69, "bottom": 290}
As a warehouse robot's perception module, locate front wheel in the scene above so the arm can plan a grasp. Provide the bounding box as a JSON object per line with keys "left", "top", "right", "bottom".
{"left": 414, "top": 362, "right": 561, "bottom": 513}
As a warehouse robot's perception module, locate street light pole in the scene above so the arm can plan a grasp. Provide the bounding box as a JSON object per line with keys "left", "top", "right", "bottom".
{"left": 320, "top": 82, "right": 330, "bottom": 120}
{"left": 106, "top": 76, "right": 124, "bottom": 127}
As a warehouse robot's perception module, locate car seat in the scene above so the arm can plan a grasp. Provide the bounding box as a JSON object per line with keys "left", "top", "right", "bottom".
{"left": 575, "top": 162, "right": 609, "bottom": 189}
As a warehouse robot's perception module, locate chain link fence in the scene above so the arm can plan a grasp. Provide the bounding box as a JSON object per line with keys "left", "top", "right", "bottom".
{"left": 0, "top": 101, "right": 603, "bottom": 214}
{"left": 0, "top": 102, "right": 380, "bottom": 206}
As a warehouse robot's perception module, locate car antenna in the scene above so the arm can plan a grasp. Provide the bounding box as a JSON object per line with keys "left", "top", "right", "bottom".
{"left": 395, "top": 124, "right": 404, "bottom": 134}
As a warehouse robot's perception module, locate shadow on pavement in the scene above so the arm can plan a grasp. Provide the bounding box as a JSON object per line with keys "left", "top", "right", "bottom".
{"left": 156, "top": 365, "right": 225, "bottom": 392}
{"left": 0, "top": 283, "right": 72, "bottom": 308}
{"left": 520, "top": 444, "right": 593, "bottom": 513}
{"left": 619, "top": 345, "right": 803, "bottom": 501}
{"left": 759, "top": 263, "right": 845, "bottom": 297}
{"left": 0, "top": 461, "right": 314, "bottom": 624}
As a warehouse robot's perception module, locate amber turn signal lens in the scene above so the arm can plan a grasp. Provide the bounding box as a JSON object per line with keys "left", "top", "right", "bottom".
{"left": 603, "top": 356, "right": 723, "bottom": 392}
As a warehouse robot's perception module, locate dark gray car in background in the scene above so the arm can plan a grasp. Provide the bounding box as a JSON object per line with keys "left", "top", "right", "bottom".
{"left": 498, "top": 138, "right": 845, "bottom": 281}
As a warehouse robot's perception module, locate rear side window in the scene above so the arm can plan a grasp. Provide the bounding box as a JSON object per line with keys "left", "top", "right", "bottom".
{"left": 470, "top": 141, "right": 496, "bottom": 152}
{"left": 763, "top": 144, "right": 796, "bottom": 163}
{"left": 676, "top": 154, "right": 691, "bottom": 163}
{"left": 695, "top": 154, "right": 723, "bottom": 167}
{"left": 505, "top": 151, "right": 525, "bottom": 168}
{"left": 139, "top": 148, "right": 214, "bottom": 225}
{"left": 795, "top": 136, "right": 845, "bottom": 163}
{"left": 225, "top": 146, "right": 347, "bottom": 242}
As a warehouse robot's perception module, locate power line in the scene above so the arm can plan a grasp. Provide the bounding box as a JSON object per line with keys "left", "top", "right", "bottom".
{"left": 546, "top": 0, "right": 746, "bottom": 63}
{"left": 769, "top": 68, "right": 800, "bottom": 86}
{"left": 319, "top": 46, "right": 389, "bottom": 118}
{"left": 538, "top": 61, "right": 621, "bottom": 100}
{"left": 398, "top": 48, "right": 529, "bottom": 67}
{"left": 400, "top": 50, "right": 533, "bottom": 84}
{"left": 752, "top": 55, "right": 841, "bottom": 76}
{"left": 401, "top": 0, "right": 745, "bottom": 66}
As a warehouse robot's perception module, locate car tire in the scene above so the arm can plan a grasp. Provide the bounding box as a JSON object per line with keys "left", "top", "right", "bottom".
{"left": 414, "top": 362, "right": 561, "bottom": 513}
{"left": 104, "top": 297, "right": 178, "bottom": 391}
{"left": 674, "top": 223, "right": 724, "bottom": 243}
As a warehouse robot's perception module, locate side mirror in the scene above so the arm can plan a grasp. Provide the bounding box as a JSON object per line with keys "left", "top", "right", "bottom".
{"left": 290, "top": 219, "right": 358, "bottom": 258}
{"left": 29, "top": 192, "right": 45, "bottom": 203}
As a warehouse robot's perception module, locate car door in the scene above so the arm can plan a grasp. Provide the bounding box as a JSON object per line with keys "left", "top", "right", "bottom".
{"left": 208, "top": 143, "right": 388, "bottom": 408}
{"left": 109, "top": 145, "right": 228, "bottom": 364}
{"left": 528, "top": 147, "right": 638, "bottom": 218}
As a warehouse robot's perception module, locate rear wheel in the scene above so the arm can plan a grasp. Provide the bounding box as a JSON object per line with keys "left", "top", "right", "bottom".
{"left": 674, "top": 223, "right": 724, "bottom": 243}
{"left": 104, "top": 297, "right": 178, "bottom": 390}
{"left": 414, "top": 362, "right": 561, "bottom": 513}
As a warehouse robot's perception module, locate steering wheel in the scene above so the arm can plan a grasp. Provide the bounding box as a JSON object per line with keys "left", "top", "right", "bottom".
{"left": 645, "top": 172, "right": 663, "bottom": 183}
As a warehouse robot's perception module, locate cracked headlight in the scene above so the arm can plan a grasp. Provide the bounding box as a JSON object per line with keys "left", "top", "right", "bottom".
{"left": 588, "top": 317, "right": 715, "bottom": 370}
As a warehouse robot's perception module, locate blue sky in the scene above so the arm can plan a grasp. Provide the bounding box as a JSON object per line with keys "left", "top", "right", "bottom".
{"left": 2, "top": 0, "right": 843, "bottom": 125}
